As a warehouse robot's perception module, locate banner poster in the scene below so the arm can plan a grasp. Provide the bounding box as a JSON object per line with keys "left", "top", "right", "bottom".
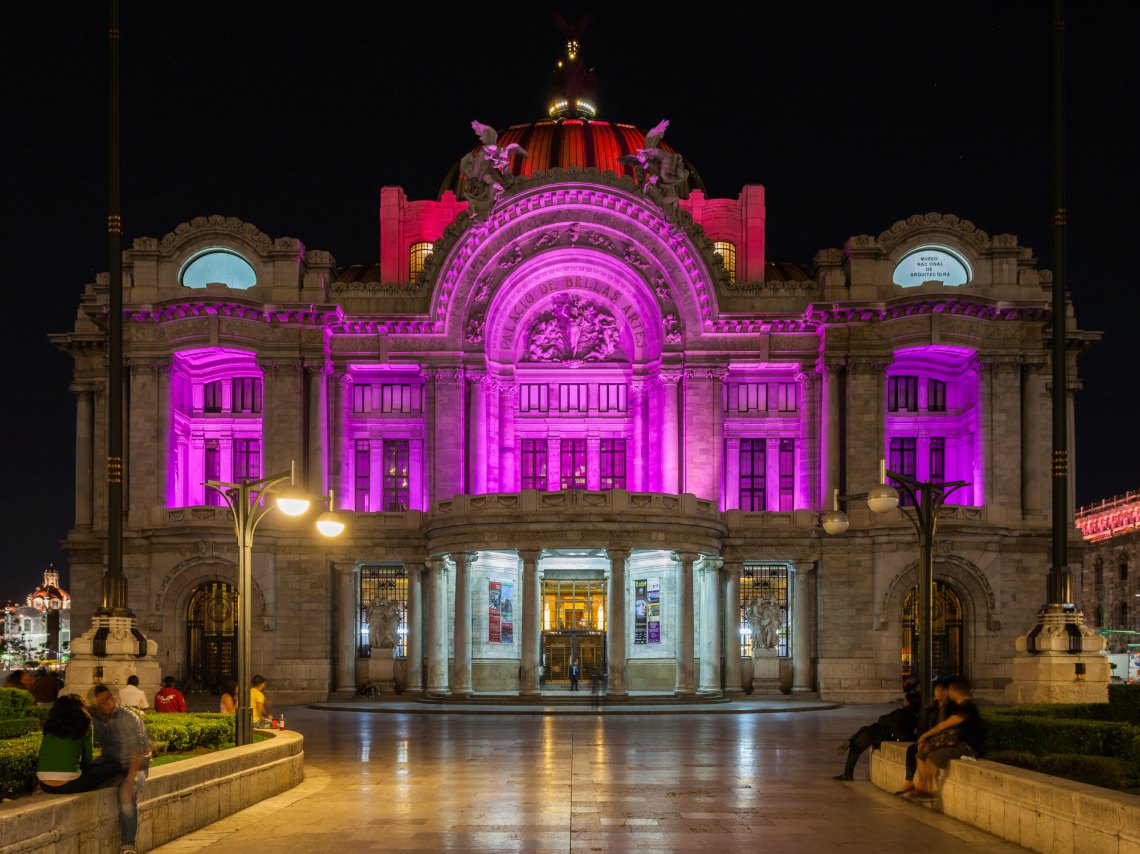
{"left": 647, "top": 578, "right": 661, "bottom": 644}
{"left": 500, "top": 582, "right": 514, "bottom": 644}
{"left": 488, "top": 580, "right": 502, "bottom": 644}
{"left": 634, "top": 579, "right": 648, "bottom": 644}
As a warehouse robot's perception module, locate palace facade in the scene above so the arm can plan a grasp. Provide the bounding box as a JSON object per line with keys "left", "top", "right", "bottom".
{"left": 54, "top": 46, "right": 1091, "bottom": 704}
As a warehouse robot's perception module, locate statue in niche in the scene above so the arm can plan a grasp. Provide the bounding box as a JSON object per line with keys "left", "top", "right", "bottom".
{"left": 524, "top": 294, "right": 623, "bottom": 363}
{"left": 747, "top": 597, "right": 782, "bottom": 651}
{"left": 618, "top": 119, "right": 690, "bottom": 221}
{"left": 460, "top": 120, "right": 528, "bottom": 222}
{"left": 365, "top": 597, "right": 402, "bottom": 650}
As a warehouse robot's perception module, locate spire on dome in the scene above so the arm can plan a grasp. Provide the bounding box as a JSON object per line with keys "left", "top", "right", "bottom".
{"left": 548, "top": 16, "right": 597, "bottom": 120}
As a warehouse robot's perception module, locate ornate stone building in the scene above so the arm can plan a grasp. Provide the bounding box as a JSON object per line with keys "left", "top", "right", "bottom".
{"left": 2, "top": 568, "right": 71, "bottom": 667}
{"left": 1077, "top": 494, "right": 1140, "bottom": 654}
{"left": 55, "top": 44, "right": 1092, "bottom": 703}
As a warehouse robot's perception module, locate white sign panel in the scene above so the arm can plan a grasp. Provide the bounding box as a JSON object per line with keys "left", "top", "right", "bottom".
{"left": 892, "top": 246, "right": 971, "bottom": 287}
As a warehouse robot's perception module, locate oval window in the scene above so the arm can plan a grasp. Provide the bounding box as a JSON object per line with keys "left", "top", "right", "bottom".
{"left": 180, "top": 249, "right": 257, "bottom": 290}
{"left": 892, "top": 245, "right": 971, "bottom": 287}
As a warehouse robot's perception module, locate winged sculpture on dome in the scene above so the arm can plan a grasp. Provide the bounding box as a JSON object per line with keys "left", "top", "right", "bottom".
{"left": 460, "top": 120, "right": 529, "bottom": 222}
{"left": 619, "top": 119, "right": 690, "bottom": 222}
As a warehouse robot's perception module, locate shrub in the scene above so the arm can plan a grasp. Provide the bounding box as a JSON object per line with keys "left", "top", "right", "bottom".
{"left": 0, "top": 688, "right": 34, "bottom": 721}
{"left": 0, "top": 734, "right": 41, "bottom": 797}
{"left": 0, "top": 718, "right": 41, "bottom": 739}
{"left": 983, "top": 712, "right": 1140, "bottom": 767}
{"left": 1109, "top": 683, "right": 1140, "bottom": 724}
{"left": 988, "top": 750, "right": 1138, "bottom": 791}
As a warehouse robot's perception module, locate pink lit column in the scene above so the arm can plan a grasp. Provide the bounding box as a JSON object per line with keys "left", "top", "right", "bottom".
{"left": 630, "top": 379, "right": 648, "bottom": 491}
{"left": 425, "top": 557, "right": 449, "bottom": 695}
{"left": 977, "top": 360, "right": 994, "bottom": 506}
{"left": 724, "top": 438, "right": 740, "bottom": 510}
{"left": 675, "top": 551, "right": 697, "bottom": 695}
{"left": 698, "top": 556, "right": 723, "bottom": 695}
{"left": 306, "top": 363, "right": 328, "bottom": 496}
{"left": 467, "top": 372, "right": 487, "bottom": 494}
{"left": 519, "top": 549, "right": 542, "bottom": 695}
{"left": 607, "top": 548, "right": 631, "bottom": 696}
{"left": 821, "top": 361, "right": 842, "bottom": 504}
{"left": 722, "top": 561, "right": 744, "bottom": 695}
{"left": 452, "top": 551, "right": 474, "bottom": 697}
{"left": 404, "top": 563, "right": 423, "bottom": 694}
{"left": 791, "top": 561, "right": 816, "bottom": 694}
{"left": 431, "top": 370, "right": 466, "bottom": 501}
{"left": 498, "top": 383, "right": 517, "bottom": 491}
{"left": 799, "top": 370, "right": 820, "bottom": 509}
{"left": 330, "top": 371, "right": 349, "bottom": 509}
{"left": 586, "top": 437, "right": 601, "bottom": 490}
{"left": 74, "top": 384, "right": 94, "bottom": 526}
{"left": 659, "top": 370, "right": 682, "bottom": 494}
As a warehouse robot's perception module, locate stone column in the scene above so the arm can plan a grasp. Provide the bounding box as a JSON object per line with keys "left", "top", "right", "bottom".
{"left": 333, "top": 562, "right": 359, "bottom": 697}
{"left": 675, "top": 551, "right": 698, "bottom": 695}
{"left": 306, "top": 363, "right": 329, "bottom": 497}
{"left": 154, "top": 361, "right": 173, "bottom": 522}
{"left": 630, "top": 379, "right": 648, "bottom": 491}
{"left": 846, "top": 357, "right": 889, "bottom": 494}
{"left": 405, "top": 563, "right": 424, "bottom": 694}
{"left": 467, "top": 371, "right": 487, "bottom": 494}
{"left": 452, "top": 551, "right": 474, "bottom": 697}
{"left": 724, "top": 438, "right": 740, "bottom": 510}
{"left": 799, "top": 369, "right": 820, "bottom": 509}
{"left": 498, "top": 382, "right": 517, "bottom": 491}
{"left": 258, "top": 357, "right": 304, "bottom": 477}
{"left": 791, "top": 561, "right": 816, "bottom": 694}
{"left": 1021, "top": 360, "right": 1045, "bottom": 516}
{"left": 425, "top": 557, "right": 450, "bottom": 695}
{"left": 991, "top": 357, "right": 1023, "bottom": 514}
{"left": 722, "top": 561, "right": 744, "bottom": 695}
{"left": 74, "top": 384, "right": 94, "bottom": 527}
{"left": 821, "top": 360, "right": 842, "bottom": 505}
{"left": 433, "top": 370, "right": 466, "bottom": 500}
{"left": 607, "top": 548, "right": 631, "bottom": 696}
{"left": 977, "top": 360, "right": 994, "bottom": 506}
{"left": 330, "top": 371, "right": 350, "bottom": 508}
{"left": 519, "top": 549, "right": 542, "bottom": 695}
{"left": 698, "top": 556, "right": 724, "bottom": 695}
{"left": 659, "top": 370, "right": 682, "bottom": 494}
{"left": 586, "top": 436, "right": 601, "bottom": 490}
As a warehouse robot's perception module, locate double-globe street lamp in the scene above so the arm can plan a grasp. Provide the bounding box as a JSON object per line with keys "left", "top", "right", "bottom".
{"left": 206, "top": 463, "right": 345, "bottom": 745}
{"left": 821, "top": 461, "right": 967, "bottom": 708}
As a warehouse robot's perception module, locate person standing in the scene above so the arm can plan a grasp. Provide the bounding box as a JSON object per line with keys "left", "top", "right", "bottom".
{"left": 154, "top": 676, "right": 187, "bottom": 713}
{"left": 91, "top": 683, "right": 151, "bottom": 854}
{"left": 569, "top": 661, "right": 581, "bottom": 691}
{"left": 118, "top": 676, "right": 149, "bottom": 710}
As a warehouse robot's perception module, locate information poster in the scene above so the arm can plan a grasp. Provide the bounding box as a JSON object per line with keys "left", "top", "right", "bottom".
{"left": 634, "top": 578, "right": 661, "bottom": 645}
{"left": 488, "top": 581, "right": 502, "bottom": 643}
{"left": 488, "top": 580, "right": 514, "bottom": 644}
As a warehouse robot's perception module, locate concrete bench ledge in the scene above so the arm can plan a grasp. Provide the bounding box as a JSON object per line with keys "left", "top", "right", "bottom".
{"left": 871, "top": 740, "right": 1140, "bottom": 854}
{"left": 0, "top": 729, "right": 303, "bottom": 854}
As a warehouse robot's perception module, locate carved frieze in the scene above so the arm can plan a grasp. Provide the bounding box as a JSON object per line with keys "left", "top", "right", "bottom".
{"left": 158, "top": 215, "right": 274, "bottom": 254}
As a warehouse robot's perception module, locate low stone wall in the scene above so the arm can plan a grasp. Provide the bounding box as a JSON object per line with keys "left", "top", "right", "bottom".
{"left": 0, "top": 729, "right": 303, "bottom": 853}
{"left": 871, "top": 740, "right": 1140, "bottom": 853}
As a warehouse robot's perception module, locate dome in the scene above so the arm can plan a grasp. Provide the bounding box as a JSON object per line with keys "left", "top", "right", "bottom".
{"left": 439, "top": 120, "right": 708, "bottom": 201}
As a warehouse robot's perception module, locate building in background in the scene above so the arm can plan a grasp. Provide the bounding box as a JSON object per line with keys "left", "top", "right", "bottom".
{"left": 1077, "top": 493, "right": 1140, "bottom": 661}
{"left": 53, "top": 41, "right": 1095, "bottom": 703}
{"left": 2, "top": 567, "right": 71, "bottom": 668}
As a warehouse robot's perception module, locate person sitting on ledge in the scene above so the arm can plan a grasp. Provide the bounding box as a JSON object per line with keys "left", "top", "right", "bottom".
{"left": 894, "top": 676, "right": 952, "bottom": 796}
{"left": 907, "top": 676, "right": 985, "bottom": 799}
{"left": 833, "top": 690, "right": 921, "bottom": 781}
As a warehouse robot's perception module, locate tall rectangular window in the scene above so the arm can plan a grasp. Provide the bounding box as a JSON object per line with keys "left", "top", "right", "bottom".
{"left": 560, "top": 438, "right": 587, "bottom": 489}
{"left": 233, "top": 439, "right": 261, "bottom": 481}
{"left": 770, "top": 383, "right": 798, "bottom": 412}
{"left": 354, "top": 439, "right": 370, "bottom": 511}
{"left": 519, "top": 384, "right": 549, "bottom": 413}
{"left": 600, "top": 439, "right": 626, "bottom": 490}
{"left": 890, "top": 437, "right": 917, "bottom": 507}
{"left": 232, "top": 377, "right": 263, "bottom": 414}
{"left": 204, "top": 440, "right": 222, "bottom": 506}
{"left": 727, "top": 382, "right": 767, "bottom": 412}
{"left": 520, "top": 439, "right": 548, "bottom": 490}
{"left": 929, "top": 437, "right": 946, "bottom": 482}
{"left": 381, "top": 440, "right": 410, "bottom": 511}
{"left": 927, "top": 379, "right": 947, "bottom": 412}
{"left": 380, "top": 384, "right": 420, "bottom": 413}
{"left": 559, "top": 384, "right": 589, "bottom": 413}
{"left": 778, "top": 438, "right": 795, "bottom": 511}
{"left": 203, "top": 381, "right": 223, "bottom": 413}
{"left": 739, "top": 564, "right": 789, "bottom": 657}
{"left": 739, "top": 439, "right": 766, "bottom": 511}
{"left": 598, "top": 383, "right": 627, "bottom": 412}
{"left": 353, "top": 384, "right": 371, "bottom": 413}
{"left": 888, "top": 376, "right": 918, "bottom": 412}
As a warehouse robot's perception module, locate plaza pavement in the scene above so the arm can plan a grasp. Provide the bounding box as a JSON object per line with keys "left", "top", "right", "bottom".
{"left": 155, "top": 700, "right": 1028, "bottom": 853}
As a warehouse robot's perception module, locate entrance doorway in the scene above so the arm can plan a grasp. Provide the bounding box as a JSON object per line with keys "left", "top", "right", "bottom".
{"left": 900, "top": 580, "right": 964, "bottom": 680}
{"left": 541, "top": 577, "right": 606, "bottom": 682}
{"left": 186, "top": 581, "right": 238, "bottom": 693}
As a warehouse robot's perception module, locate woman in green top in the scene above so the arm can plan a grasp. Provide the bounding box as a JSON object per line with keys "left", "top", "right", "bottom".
{"left": 36, "top": 694, "right": 121, "bottom": 794}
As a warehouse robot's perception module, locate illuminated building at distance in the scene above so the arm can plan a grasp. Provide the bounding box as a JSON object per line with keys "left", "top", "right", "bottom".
{"left": 1077, "top": 494, "right": 1140, "bottom": 654}
{"left": 54, "top": 42, "right": 1093, "bottom": 703}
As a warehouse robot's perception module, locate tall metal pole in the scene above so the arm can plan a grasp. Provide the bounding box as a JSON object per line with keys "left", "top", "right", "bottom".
{"left": 101, "top": 0, "right": 127, "bottom": 615}
{"left": 918, "top": 486, "right": 936, "bottom": 708}
{"left": 1048, "top": 0, "right": 1071, "bottom": 607}
{"left": 235, "top": 482, "right": 254, "bottom": 747}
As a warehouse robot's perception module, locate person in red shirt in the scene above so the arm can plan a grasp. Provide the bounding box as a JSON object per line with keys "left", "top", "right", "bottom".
{"left": 153, "top": 676, "right": 187, "bottom": 713}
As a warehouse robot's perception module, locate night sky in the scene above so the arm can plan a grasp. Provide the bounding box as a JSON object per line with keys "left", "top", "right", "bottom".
{"left": 3, "top": 3, "right": 1136, "bottom": 603}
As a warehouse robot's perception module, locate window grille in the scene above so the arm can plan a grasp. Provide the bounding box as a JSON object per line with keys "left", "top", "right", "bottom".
{"left": 778, "top": 438, "right": 794, "bottom": 511}
{"left": 600, "top": 439, "right": 626, "bottom": 490}
{"left": 521, "top": 439, "right": 548, "bottom": 490}
{"left": 381, "top": 440, "right": 410, "bottom": 511}
{"left": 233, "top": 439, "right": 261, "bottom": 480}
{"left": 901, "top": 581, "right": 963, "bottom": 680}
{"left": 739, "top": 439, "right": 766, "bottom": 511}
{"left": 359, "top": 565, "right": 408, "bottom": 657}
{"left": 739, "top": 564, "right": 789, "bottom": 657}
{"left": 560, "top": 438, "right": 587, "bottom": 489}
{"left": 890, "top": 437, "right": 917, "bottom": 507}
{"left": 355, "top": 439, "right": 370, "bottom": 511}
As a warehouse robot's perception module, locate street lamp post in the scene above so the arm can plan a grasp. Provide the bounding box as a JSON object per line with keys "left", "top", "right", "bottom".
{"left": 822, "top": 462, "right": 967, "bottom": 708}
{"left": 206, "top": 463, "right": 344, "bottom": 746}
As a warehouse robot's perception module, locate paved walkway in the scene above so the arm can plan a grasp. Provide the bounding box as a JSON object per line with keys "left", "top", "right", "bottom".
{"left": 154, "top": 703, "right": 1028, "bottom": 853}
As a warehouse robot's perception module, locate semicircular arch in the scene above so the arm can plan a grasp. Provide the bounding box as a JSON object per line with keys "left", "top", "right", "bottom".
{"left": 156, "top": 556, "right": 270, "bottom": 628}
{"left": 879, "top": 554, "right": 999, "bottom": 632}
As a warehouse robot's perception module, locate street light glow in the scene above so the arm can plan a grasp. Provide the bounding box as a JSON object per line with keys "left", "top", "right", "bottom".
{"left": 275, "top": 484, "right": 311, "bottom": 516}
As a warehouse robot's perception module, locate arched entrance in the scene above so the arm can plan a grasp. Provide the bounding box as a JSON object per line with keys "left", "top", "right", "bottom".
{"left": 901, "top": 581, "right": 964, "bottom": 680}
{"left": 186, "top": 581, "right": 238, "bottom": 693}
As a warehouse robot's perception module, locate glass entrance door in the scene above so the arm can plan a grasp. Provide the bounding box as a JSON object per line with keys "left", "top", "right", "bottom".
{"left": 541, "top": 578, "right": 607, "bottom": 682}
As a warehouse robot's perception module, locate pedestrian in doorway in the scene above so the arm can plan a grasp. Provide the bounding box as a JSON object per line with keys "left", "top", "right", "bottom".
{"left": 569, "top": 661, "right": 581, "bottom": 691}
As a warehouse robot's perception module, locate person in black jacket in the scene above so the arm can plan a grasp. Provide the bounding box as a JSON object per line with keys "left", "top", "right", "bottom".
{"left": 894, "top": 677, "right": 953, "bottom": 795}
{"left": 833, "top": 690, "right": 921, "bottom": 780}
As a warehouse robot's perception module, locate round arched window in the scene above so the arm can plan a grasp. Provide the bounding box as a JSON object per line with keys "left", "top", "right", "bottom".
{"left": 179, "top": 248, "right": 257, "bottom": 290}
{"left": 892, "top": 245, "right": 971, "bottom": 287}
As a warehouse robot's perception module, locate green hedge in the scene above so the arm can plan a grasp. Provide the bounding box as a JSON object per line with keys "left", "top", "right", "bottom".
{"left": 983, "top": 711, "right": 1140, "bottom": 766}
{"left": 0, "top": 718, "right": 42, "bottom": 739}
{"left": 987, "top": 750, "right": 1139, "bottom": 791}
{"left": 0, "top": 712, "right": 237, "bottom": 798}
{"left": 0, "top": 688, "right": 34, "bottom": 720}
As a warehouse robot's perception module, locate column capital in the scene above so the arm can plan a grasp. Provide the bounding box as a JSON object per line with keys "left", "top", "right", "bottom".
{"left": 791, "top": 560, "right": 817, "bottom": 575}
{"left": 699, "top": 555, "right": 724, "bottom": 573}
{"left": 721, "top": 560, "right": 744, "bottom": 577}
{"left": 517, "top": 548, "right": 543, "bottom": 563}
{"left": 606, "top": 547, "right": 633, "bottom": 563}
{"left": 425, "top": 556, "right": 448, "bottom": 573}
{"left": 332, "top": 561, "right": 359, "bottom": 576}
{"left": 673, "top": 550, "right": 701, "bottom": 565}
{"left": 659, "top": 368, "right": 684, "bottom": 386}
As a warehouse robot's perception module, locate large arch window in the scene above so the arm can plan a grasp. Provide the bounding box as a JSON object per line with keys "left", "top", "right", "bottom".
{"left": 408, "top": 241, "right": 433, "bottom": 284}
{"left": 179, "top": 248, "right": 257, "bottom": 290}
{"left": 186, "top": 581, "right": 238, "bottom": 693}
{"left": 901, "top": 580, "right": 964, "bottom": 680}
{"left": 712, "top": 240, "right": 737, "bottom": 285}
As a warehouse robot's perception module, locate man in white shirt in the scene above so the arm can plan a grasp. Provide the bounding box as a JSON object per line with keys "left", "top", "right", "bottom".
{"left": 117, "top": 675, "right": 149, "bottom": 709}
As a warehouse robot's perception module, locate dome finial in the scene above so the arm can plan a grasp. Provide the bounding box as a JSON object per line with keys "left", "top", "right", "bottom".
{"left": 548, "top": 16, "right": 596, "bottom": 121}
